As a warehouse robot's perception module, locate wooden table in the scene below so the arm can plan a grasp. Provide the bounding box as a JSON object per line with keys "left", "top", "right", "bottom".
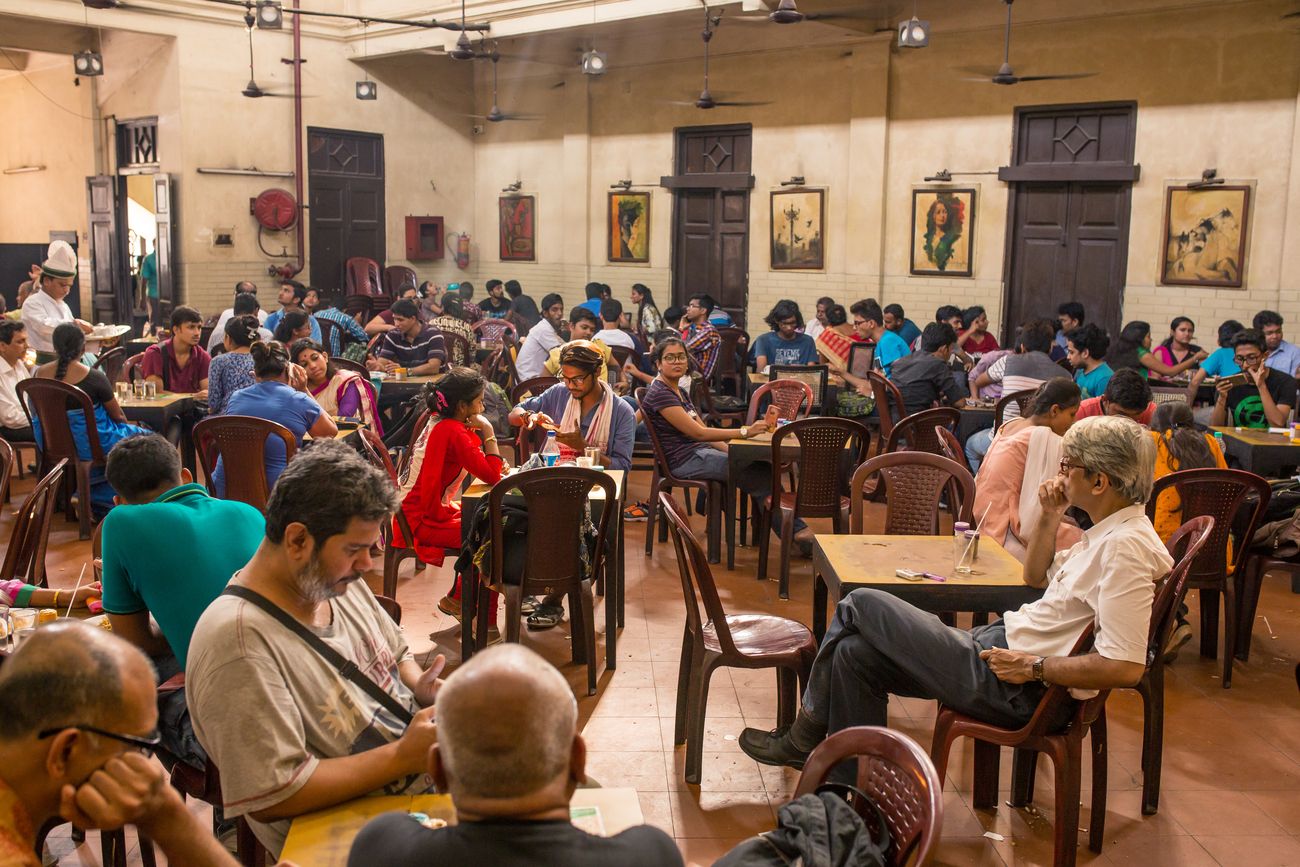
{"left": 811, "top": 534, "right": 1041, "bottom": 640}
{"left": 1210, "top": 426, "right": 1300, "bottom": 477}
{"left": 956, "top": 405, "right": 995, "bottom": 444}
{"left": 305, "top": 420, "right": 365, "bottom": 441}
{"left": 119, "top": 392, "right": 196, "bottom": 474}
{"left": 460, "top": 470, "right": 626, "bottom": 670}
{"left": 280, "top": 788, "right": 644, "bottom": 866}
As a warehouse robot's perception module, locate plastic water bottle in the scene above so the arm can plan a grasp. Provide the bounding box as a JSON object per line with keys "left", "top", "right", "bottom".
{"left": 541, "top": 431, "right": 561, "bottom": 467}
{"left": 1214, "top": 431, "right": 1225, "bottom": 455}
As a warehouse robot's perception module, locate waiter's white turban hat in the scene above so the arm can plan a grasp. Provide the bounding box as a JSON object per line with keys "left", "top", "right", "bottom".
{"left": 41, "top": 241, "right": 77, "bottom": 279}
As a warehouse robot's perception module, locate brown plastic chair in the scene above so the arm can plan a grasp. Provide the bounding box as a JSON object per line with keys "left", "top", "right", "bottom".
{"left": 330, "top": 356, "right": 369, "bottom": 377}
{"left": 1145, "top": 468, "right": 1269, "bottom": 688}
{"left": 850, "top": 452, "right": 975, "bottom": 535}
{"left": 193, "top": 415, "right": 297, "bottom": 512}
{"left": 992, "top": 387, "right": 1037, "bottom": 432}
{"left": 1239, "top": 555, "right": 1300, "bottom": 662}
{"left": 345, "top": 256, "right": 383, "bottom": 297}
{"left": 124, "top": 352, "right": 146, "bottom": 384}
{"left": 383, "top": 264, "right": 418, "bottom": 297}
{"left": 440, "top": 330, "right": 473, "bottom": 369}
{"left": 510, "top": 376, "right": 561, "bottom": 463}
{"left": 472, "top": 317, "right": 517, "bottom": 343}
{"left": 0, "top": 459, "right": 68, "bottom": 587}
{"left": 1130, "top": 515, "right": 1216, "bottom": 815}
{"left": 794, "top": 727, "right": 944, "bottom": 866}
{"left": 17, "top": 378, "right": 107, "bottom": 540}
{"left": 0, "top": 437, "right": 12, "bottom": 504}
{"left": 758, "top": 417, "right": 871, "bottom": 599}
{"left": 712, "top": 326, "right": 751, "bottom": 398}
{"left": 866, "top": 371, "right": 906, "bottom": 440}
{"left": 465, "top": 467, "right": 616, "bottom": 694}
{"left": 375, "top": 593, "right": 403, "bottom": 625}
{"left": 660, "top": 491, "right": 815, "bottom": 784}
{"left": 745, "top": 380, "right": 814, "bottom": 424}
{"left": 315, "top": 316, "right": 343, "bottom": 355}
{"left": 93, "top": 346, "right": 127, "bottom": 384}
{"left": 883, "top": 406, "right": 961, "bottom": 454}
{"left": 934, "top": 424, "right": 973, "bottom": 475}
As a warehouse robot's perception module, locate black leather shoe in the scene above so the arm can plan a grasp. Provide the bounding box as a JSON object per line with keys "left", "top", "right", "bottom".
{"left": 739, "top": 725, "right": 810, "bottom": 769}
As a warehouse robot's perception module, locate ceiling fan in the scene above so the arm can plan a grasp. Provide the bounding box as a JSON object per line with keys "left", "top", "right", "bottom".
{"left": 670, "top": 10, "right": 771, "bottom": 110}
{"left": 960, "top": 0, "right": 1096, "bottom": 85}
{"left": 462, "top": 49, "right": 540, "bottom": 123}
{"left": 734, "top": 0, "right": 870, "bottom": 26}
{"left": 240, "top": 8, "right": 295, "bottom": 98}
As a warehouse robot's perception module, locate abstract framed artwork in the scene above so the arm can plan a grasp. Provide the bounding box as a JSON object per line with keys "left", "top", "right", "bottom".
{"left": 770, "top": 189, "right": 825, "bottom": 271}
{"left": 1160, "top": 184, "right": 1250, "bottom": 288}
{"left": 910, "top": 188, "right": 974, "bottom": 277}
{"left": 498, "top": 195, "right": 535, "bottom": 262}
{"left": 608, "top": 191, "right": 650, "bottom": 263}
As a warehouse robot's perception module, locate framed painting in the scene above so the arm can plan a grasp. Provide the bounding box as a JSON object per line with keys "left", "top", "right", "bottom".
{"left": 498, "top": 195, "right": 535, "bottom": 262}
{"left": 608, "top": 191, "right": 650, "bottom": 263}
{"left": 770, "top": 189, "right": 825, "bottom": 270}
{"left": 1160, "top": 184, "right": 1250, "bottom": 288}
{"left": 910, "top": 188, "right": 974, "bottom": 277}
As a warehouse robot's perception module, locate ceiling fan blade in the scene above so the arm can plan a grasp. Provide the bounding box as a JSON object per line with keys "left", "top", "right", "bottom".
{"left": 1013, "top": 72, "right": 1098, "bottom": 82}
{"left": 957, "top": 66, "right": 1002, "bottom": 77}
{"left": 802, "top": 10, "right": 872, "bottom": 20}
{"left": 711, "top": 99, "right": 772, "bottom": 106}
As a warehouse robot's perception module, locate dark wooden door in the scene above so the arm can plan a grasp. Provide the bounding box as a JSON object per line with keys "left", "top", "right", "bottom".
{"left": 153, "top": 174, "right": 177, "bottom": 323}
{"left": 1001, "top": 102, "right": 1137, "bottom": 342}
{"left": 86, "top": 175, "right": 126, "bottom": 324}
{"left": 1006, "top": 181, "right": 1129, "bottom": 339}
{"left": 669, "top": 125, "right": 752, "bottom": 327}
{"left": 308, "top": 128, "right": 385, "bottom": 294}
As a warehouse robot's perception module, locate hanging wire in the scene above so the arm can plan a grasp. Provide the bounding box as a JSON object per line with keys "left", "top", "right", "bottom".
{"left": 361, "top": 19, "right": 370, "bottom": 82}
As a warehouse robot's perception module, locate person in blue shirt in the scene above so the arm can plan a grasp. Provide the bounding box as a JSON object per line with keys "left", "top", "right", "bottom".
{"left": 703, "top": 293, "right": 734, "bottom": 328}
{"left": 265, "top": 280, "right": 322, "bottom": 344}
{"left": 1253, "top": 310, "right": 1300, "bottom": 378}
{"left": 882, "top": 303, "right": 921, "bottom": 349}
{"left": 1065, "top": 323, "right": 1113, "bottom": 399}
{"left": 576, "top": 282, "right": 606, "bottom": 316}
{"left": 1186, "top": 318, "right": 1244, "bottom": 402}
{"left": 851, "top": 299, "right": 910, "bottom": 377}
{"left": 752, "top": 299, "right": 817, "bottom": 370}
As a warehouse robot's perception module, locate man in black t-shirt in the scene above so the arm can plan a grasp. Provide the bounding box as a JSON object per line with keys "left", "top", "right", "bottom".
{"left": 480, "top": 279, "right": 513, "bottom": 319}
{"left": 1211, "top": 329, "right": 1296, "bottom": 430}
{"left": 889, "top": 321, "right": 968, "bottom": 416}
{"left": 347, "top": 645, "right": 682, "bottom": 867}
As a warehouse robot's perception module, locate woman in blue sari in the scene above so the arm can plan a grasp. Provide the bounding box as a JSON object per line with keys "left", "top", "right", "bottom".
{"left": 32, "top": 323, "right": 148, "bottom": 516}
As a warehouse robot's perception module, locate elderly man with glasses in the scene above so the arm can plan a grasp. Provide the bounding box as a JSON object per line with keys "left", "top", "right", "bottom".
{"left": 1211, "top": 328, "right": 1295, "bottom": 430}
{"left": 0, "top": 622, "right": 240, "bottom": 867}
{"left": 740, "top": 415, "right": 1173, "bottom": 768}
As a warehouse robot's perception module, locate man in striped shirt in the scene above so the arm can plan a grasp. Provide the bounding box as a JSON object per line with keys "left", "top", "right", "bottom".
{"left": 313, "top": 302, "right": 369, "bottom": 356}
{"left": 683, "top": 294, "right": 722, "bottom": 379}
{"left": 375, "top": 299, "right": 447, "bottom": 375}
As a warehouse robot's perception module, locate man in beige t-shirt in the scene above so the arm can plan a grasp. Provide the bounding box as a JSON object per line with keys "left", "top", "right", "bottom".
{"left": 187, "top": 442, "right": 445, "bottom": 856}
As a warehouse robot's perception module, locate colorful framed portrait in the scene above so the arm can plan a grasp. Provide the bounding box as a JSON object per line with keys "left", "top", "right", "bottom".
{"left": 1160, "top": 184, "right": 1250, "bottom": 288}
{"left": 770, "top": 189, "right": 825, "bottom": 271}
{"left": 608, "top": 191, "right": 650, "bottom": 263}
{"left": 498, "top": 195, "right": 535, "bottom": 262}
{"left": 910, "top": 188, "right": 975, "bottom": 277}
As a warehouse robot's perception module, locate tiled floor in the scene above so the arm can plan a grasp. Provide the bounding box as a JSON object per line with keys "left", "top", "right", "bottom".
{"left": 12, "top": 468, "right": 1300, "bottom": 866}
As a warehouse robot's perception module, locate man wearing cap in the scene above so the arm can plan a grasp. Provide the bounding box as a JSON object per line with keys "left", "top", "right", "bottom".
{"left": 22, "top": 241, "right": 91, "bottom": 363}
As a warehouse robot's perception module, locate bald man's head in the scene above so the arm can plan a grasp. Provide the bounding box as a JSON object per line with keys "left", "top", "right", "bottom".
{"left": 435, "top": 645, "right": 578, "bottom": 800}
{"left": 0, "top": 621, "right": 155, "bottom": 740}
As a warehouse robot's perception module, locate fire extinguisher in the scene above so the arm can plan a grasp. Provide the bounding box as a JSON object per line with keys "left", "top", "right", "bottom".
{"left": 446, "top": 231, "right": 471, "bottom": 270}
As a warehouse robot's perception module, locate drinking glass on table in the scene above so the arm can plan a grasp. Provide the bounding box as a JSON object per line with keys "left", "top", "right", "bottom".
{"left": 116, "top": 381, "right": 130, "bottom": 401}
{"left": 144, "top": 381, "right": 157, "bottom": 399}
{"left": 584, "top": 447, "right": 601, "bottom": 468}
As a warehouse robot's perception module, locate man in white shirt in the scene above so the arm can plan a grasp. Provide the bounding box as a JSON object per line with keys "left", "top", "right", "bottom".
{"left": 597, "top": 299, "right": 637, "bottom": 351}
{"left": 0, "top": 321, "right": 33, "bottom": 443}
{"left": 740, "top": 415, "right": 1172, "bottom": 767}
{"left": 803, "top": 296, "right": 834, "bottom": 342}
{"left": 515, "top": 293, "right": 565, "bottom": 382}
{"left": 22, "top": 240, "right": 91, "bottom": 361}
{"left": 208, "top": 289, "right": 272, "bottom": 353}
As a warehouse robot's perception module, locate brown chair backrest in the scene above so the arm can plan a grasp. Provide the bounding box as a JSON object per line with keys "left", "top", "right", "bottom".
{"left": 884, "top": 406, "right": 961, "bottom": 454}
{"left": 867, "top": 371, "right": 906, "bottom": 439}
{"left": 745, "top": 380, "right": 814, "bottom": 425}
{"left": 193, "top": 415, "right": 297, "bottom": 511}
{"left": 712, "top": 326, "right": 750, "bottom": 394}
{"left": 17, "top": 378, "right": 106, "bottom": 464}
{"left": 609, "top": 344, "right": 638, "bottom": 373}
{"left": 850, "top": 452, "right": 975, "bottom": 535}
{"left": 638, "top": 386, "right": 706, "bottom": 490}
{"left": 1148, "top": 516, "right": 1215, "bottom": 665}
{"left": 511, "top": 376, "right": 560, "bottom": 404}
{"left": 315, "top": 316, "right": 343, "bottom": 352}
{"left": 659, "top": 491, "right": 745, "bottom": 658}
{"left": 473, "top": 318, "right": 517, "bottom": 343}
{"left": 93, "top": 346, "right": 127, "bottom": 384}
{"left": 0, "top": 438, "right": 13, "bottom": 504}
{"left": 343, "top": 295, "right": 374, "bottom": 322}
{"left": 993, "top": 388, "right": 1037, "bottom": 432}
{"left": 395, "top": 410, "right": 433, "bottom": 483}
{"left": 0, "top": 459, "right": 68, "bottom": 587}
{"left": 771, "top": 417, "right": 871, "bottom": 517}
{"left": 375, "top": 593, "right": 403, "bottom": 625}
{"left": 1145, "top": 468, "right": 1270, "bottom": 581}
{"left": 345, "top": 257, "right": 383, "bottom": 297}
{"left": 794, "top": 726, "right": 944, "bottom": 866}
{"left": 383, "top": 265, "right": 418, "bottom": 297}
{"left": 440, "top": 330, "right": 473, "bottom": 369}
{"left": 331, "top": 356, "right": 369, "bottom": 377}
{"left": 933, "top": 425, "right": 973, "bottom": 475}
{"left": 357, "top": 428, "right": 398, "bottom": 481}
{"left": 487, "top": 467, "right": 615, "bottom": 597}
{"left": 124, "top": 352, "right": 146, "bottom": 384}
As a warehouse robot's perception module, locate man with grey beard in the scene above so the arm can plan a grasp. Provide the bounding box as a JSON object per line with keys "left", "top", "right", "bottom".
{"left": 186, "top": 440, "right": 445, "bottom": 858}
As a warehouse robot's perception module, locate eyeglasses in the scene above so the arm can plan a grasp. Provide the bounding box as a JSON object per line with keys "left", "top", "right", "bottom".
{"left": 1059, "top": 458, "right": 1089, "bottom": 475}
{"left": 38, "top": 725, "right": 162, "bottom": 755}
{"left": 660, "top": 353, "right": 689, "bottom": 363}
{"left": 1234, "top": 354, "right": 1261, "bottom": 364}
{"left": 562, "top": 372, "right": 592, "bottom": 386}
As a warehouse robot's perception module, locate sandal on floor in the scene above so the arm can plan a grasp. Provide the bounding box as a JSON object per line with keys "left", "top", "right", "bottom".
{"left": 623, "top": 501, "right": 651, "bottom": 522}
{"left": 527, "top": 603, "right": 565, "bottom": 631}
{"left": 437, "top": 595, "right": 461, "bottom": 618}
{"left": 520, "top": 596, "right": 540, "bottom": 616}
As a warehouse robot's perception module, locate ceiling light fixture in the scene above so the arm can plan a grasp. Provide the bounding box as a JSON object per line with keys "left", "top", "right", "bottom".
{"left": 356, "top": 81, "right": 377, "bottom": 99}
{"left": 581, "top": 49, "right": 607, "bottom": 75}
{"left": 1187, "top": 168, "right": 1225, "bottom": 190}
{"left": 502, "top": 180, "right": 522, "bottom": 192}
{"left": 355, "top": 20, "right": 377, "bottom": 100}
{"left": 923, "top": 169, "right": 952, "bottom": 182}
{"left": 610, "top": 179, "right": 632, "bottom": 191}
{"left": 73, "top": 50, "right": 103, "bottom": 76}
{"left": 779, "top": 176, "right": 806, "bottom": 187}
{"left": 256, "top": 0, "right": 283, "bottom": 29}
{"left": 898, "top": 15, "right": 929, "bottom": 47}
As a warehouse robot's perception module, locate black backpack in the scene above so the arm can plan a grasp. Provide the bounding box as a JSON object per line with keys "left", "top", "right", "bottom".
{"left": 714, "top": 784, "right": 891, "bottom": 867}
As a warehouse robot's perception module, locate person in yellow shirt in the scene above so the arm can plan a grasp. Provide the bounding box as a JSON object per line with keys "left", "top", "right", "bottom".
{"left": 543, "top": 307, "right": 619, "bottom": 386}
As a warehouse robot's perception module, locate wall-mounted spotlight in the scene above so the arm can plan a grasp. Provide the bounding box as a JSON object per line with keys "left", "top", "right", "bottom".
{"left": 502, "top": 180, "right": 522, "bottom": 193}
{"left": 256, "top": 1, "right": 283, "bottom": 30}
{"left": 1187, "top": 168, "right": 1225, "bottom": 190}
{"left": 923, "top": 169, "right": 952, "bottom": 182}
{"left": 73, "top": 50, "right": 104, "bottom": 77}
{"left": 898, "top": 16, "right": 929, "bottom": 48}
{"left": 610, "top": 179, "right": 632, "bottom": 191}
{"left": 356, "top": 80, "right": 378, "bottom": 100}
{"left": 581, "top": 49, "right": 608, "bottom": 75}
{"left": 779, "top": 176, "right": 806, "bottom": 187}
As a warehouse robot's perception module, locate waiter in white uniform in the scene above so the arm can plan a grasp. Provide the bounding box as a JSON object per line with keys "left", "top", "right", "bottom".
{"left": 22, "top": 240, "right": 92, "bottom": 363}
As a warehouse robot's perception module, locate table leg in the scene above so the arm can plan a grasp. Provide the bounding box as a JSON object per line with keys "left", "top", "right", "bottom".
{"left": 726, "top": 481, "right": 736, "bottom": 570}
{"left": 706, "top": 484, "right": 721, "bottom": 564}
{"left": 606, "top": 501, "right": 621, "bottom": 672}
{"left": 179, "top": 418, "right": 197, "bottom": 478}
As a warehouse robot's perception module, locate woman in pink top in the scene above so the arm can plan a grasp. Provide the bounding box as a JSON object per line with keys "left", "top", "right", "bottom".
{"left": 974, "top": 379, "right": 1082, "bottom": 561}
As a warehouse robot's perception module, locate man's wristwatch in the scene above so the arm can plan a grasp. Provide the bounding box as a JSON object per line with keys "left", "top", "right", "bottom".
{"left": 740, "top": 425, "right": 750, "bottom": 439}
{"left": 1031, "top": 656, "right": 1047, "bottom": 683}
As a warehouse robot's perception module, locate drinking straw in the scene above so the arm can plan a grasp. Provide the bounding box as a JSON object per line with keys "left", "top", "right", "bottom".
{"left": 65, "top": 563, "right": 87, "bottom": 619}
{"left": 958, "top": 502, "right": 995, "bottom": 567}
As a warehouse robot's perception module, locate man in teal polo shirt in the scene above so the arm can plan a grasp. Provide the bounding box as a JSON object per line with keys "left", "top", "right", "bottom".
{"left": 100, "top": 434, "right": 264, "bottom": 669}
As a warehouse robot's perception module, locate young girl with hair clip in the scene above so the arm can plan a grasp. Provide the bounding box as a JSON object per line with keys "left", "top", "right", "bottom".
{"left": 1148, "top": 401, "right": 1225, "bottom": 539}
{"left": 206, "top": 314, "right": 260, "bottom": 415}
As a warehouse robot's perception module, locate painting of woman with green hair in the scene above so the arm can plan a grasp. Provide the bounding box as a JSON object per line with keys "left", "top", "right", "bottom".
{"left": 911, "top": 188, "right": 975, "bottom": 277}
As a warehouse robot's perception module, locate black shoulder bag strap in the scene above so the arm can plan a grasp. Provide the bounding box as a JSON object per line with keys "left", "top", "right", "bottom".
{"left": 223, "top": 585, "right": 415, "bottom": 725}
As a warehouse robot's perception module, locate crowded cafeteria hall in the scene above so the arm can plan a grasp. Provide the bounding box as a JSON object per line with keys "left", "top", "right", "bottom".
{"left": 1, "top": 0, "right": 1299, "bottom": 864}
